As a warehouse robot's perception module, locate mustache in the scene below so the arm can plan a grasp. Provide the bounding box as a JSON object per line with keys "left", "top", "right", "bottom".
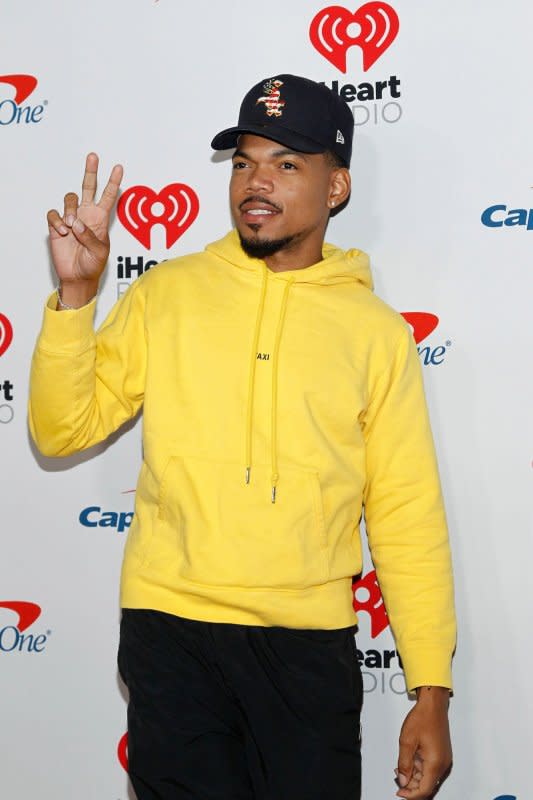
{"left": 239, "top": 195, "right": 282, "bottom": 212}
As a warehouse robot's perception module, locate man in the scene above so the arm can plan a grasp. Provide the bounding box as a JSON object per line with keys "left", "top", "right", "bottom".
{"left": 29, "top": 74, "right": 456, "bottom": 800}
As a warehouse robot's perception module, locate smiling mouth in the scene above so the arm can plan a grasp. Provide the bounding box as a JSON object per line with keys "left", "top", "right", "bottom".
{"left": 239, "top": 196, "right": 281, "bottom": 218}
{"left": 240, "top": 205, "right": 280, "bottom": 227}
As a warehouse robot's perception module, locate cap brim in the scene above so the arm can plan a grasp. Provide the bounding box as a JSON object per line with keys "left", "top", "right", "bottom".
{"left": 211, "top": 123, "right": 325, "bottom": 154}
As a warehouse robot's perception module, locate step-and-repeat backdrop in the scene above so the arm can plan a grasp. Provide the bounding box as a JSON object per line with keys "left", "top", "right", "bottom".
{"left": 1, "top": 2, "right": 531, "bottom": 798}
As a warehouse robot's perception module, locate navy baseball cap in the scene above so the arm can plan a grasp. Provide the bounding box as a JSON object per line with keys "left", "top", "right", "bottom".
{"left": 211, "top": 74, "right": 354, "bottom": 167}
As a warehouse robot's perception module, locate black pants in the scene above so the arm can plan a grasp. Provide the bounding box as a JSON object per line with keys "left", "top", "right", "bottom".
{"left": 118, "top": 609, "right": 362, "bottom": 800}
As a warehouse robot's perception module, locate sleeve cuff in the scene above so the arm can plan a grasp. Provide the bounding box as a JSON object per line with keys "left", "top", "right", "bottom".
{"left": 401, "top": 648, "right": 454, "bottom": 694}
{"left": 37, "top": 291, "right": 97, "bottom": 354}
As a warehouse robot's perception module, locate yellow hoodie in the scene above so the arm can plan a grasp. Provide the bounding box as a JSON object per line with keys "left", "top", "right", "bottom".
{"left": 29, "top": 230, "right": 456, "bottom": 691}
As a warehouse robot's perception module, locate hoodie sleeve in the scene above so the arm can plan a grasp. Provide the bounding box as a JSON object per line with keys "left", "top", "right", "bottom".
{"left": 28, "top": 280, "right": 146, "bottom": 457}
{"left": 362, "top": 320, "right": 456, "bottom": 692}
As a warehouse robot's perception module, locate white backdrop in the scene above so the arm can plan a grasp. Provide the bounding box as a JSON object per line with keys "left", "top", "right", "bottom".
{"left": 1, "top": 2, "right": 531, "bottom": 799}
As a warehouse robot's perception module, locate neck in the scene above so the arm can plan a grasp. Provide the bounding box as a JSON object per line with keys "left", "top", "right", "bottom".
{"left": 264, "top": 240, "right": 324, "bottom": 273}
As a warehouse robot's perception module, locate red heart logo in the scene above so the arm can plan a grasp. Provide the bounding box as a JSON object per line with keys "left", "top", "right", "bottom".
{"left": 117, "top": 183, "right": 200, "bottom": 250}
{"left": 0, "top": 313, "right": 13, "bottom": 357}
{"left": 117, "top": 732, "right": 128, "bottom": 772}
{"left": 352, "top": 571, "right": 389, "bottom": 638}
{"left": 309, "top": 3, "right": 399, "bottom": 73}
{"left": 401, "top": 312, "right": 440, "bottom": 345}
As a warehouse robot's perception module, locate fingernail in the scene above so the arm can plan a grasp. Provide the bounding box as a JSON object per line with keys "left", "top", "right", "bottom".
{"left": 59, "top": 225, "right": 69, "bottom": 235}
{"left": 73, "top": 219, "right": 85, "bottom": 233}
{"left": 398, "top": 773, "right": 408, "bottom": 787}
{"left": 66, "top": 214, "right": 75, "bottom": 226}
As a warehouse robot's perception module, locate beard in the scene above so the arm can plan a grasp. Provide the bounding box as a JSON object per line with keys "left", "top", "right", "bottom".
{"left": 238, "top": 230, "right": 296, "bottom": 260}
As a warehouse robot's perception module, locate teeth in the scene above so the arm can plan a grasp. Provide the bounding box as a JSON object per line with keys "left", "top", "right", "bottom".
{"left": 247, "top": 209, "right": 274, "bottom": 215}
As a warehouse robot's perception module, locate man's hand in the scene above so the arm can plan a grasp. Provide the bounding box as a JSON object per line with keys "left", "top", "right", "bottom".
{"left": 395, "top": 686, "right": 452, "bottom": 798}
{"left": 46, "top": 153, "right": 123, "bottom": 308}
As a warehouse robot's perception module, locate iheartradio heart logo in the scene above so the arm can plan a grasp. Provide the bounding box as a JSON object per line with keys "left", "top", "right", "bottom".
{"left": 310, "top": 3, "right": 399, "bottom": 73}
{"left": 117, "top": 183, "right": 200, "bottom": 250}
{"left": 401, "top": 312, "right": 439, "bottom": 345}
{"left": 0, "top": 313, "right": 13, "bottom": 357}
{"left": 117, "top": 732, "right": 128, "bottom": 772}
{"left": 352, "top": 570, "right": 389, "bottom": 638}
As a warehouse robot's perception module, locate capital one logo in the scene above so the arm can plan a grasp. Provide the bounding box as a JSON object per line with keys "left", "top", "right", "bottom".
{"left": 0, "top": 601, "right": 49, "bottom": 653}
{"left": 79, "top": 487, "right": 136, "bottom": 533}
{"left": 310, "top": 3, "right": 399, "bottom": 72}
{"left": 117, "top": 183, "right": 200, "bottom": 250}
{"left": 401, "top": 311, "right": 451, "bottom": 367}
{"left": 401, "top": 312, "right": 439, "bottom": 344}
{"left": 0, "top": 314, "right": 13, "bottom": 357}
{"left": 481, "top": 201, "right": 533, "bottom": 231}
{"left": 79, "top": 505, "right": 134, "bottom": 533}
{"left": 0, "top": 74, "right": 46, "bottom": 126}
{"left": 352, "top": 570, "right": 389, "bottom": 637}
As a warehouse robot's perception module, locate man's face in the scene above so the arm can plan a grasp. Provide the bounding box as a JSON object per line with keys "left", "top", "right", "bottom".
{"left": 229, "top": 134, "right": 344, "bottom": 262}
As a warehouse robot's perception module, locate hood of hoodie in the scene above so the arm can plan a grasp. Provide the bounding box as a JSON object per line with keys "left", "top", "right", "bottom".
{"left": 205, "top": 229, "right": 373, "bottom": 289}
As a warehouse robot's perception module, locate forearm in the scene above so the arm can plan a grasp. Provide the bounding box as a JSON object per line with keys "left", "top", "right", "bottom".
{"left": 29, "top": 286, "right": 145, "bottom": 456}
{"left": 367, "top": 503, "right": 456, "bottom": 692}
{"left": 29, "top": 294, "right": 100, "bottom": 455}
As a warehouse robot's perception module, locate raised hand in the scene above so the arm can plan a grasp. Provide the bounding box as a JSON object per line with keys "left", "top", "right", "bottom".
{"left": 46, "top": 153, "right": 123, "bottom": 306}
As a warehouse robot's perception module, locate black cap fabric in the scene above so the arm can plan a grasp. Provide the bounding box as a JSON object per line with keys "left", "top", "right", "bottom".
{"left": 211, "top": 74, "right": 354, "bottom": 167}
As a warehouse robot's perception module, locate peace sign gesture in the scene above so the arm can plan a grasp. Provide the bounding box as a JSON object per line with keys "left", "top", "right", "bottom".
{"left": 47, "top": 153, "right": 123, "bottom": 305}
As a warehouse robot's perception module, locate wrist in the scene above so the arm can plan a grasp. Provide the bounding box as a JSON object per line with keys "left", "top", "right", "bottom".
{"left": 415, "top": 685, "right": 450, "bottom": 709}
{"left": 56, "top": 280, "right": 99, "bottom": 310}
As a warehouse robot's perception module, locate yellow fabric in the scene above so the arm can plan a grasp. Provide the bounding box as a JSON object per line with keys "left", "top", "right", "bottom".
{"left": 28, "top": 229, "right": 456, "bottom": 691}
{"left": 245, "top": 262, "right": 268, "bottom": 487}
{"left": 270, "top": 275, "right": 294, "bottom": 503}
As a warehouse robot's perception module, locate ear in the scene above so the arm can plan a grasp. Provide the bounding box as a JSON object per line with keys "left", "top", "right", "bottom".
{"left": 327, "top": 168, "right": 351, "bottom": 210}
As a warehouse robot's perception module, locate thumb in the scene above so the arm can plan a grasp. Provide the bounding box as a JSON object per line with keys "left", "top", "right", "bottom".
{"left": 397, "top": 734, "right": 417, "bottom": 787}
{"left": 72, "top": 218, "right": 109, "bottom": 261}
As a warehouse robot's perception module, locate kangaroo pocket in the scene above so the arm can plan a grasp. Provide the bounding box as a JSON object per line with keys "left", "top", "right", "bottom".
{"left": 150, "top": 454, "right": 329, "bottom": 589}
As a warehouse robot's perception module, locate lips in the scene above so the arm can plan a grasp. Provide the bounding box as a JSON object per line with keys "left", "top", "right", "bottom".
{"left": 240, "top": 200, "right": 280, "bottom": 225}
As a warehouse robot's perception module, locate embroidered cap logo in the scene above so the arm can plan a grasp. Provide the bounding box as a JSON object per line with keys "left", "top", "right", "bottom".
{"left": 256, "top": 79, "right": 285, "bottom": 117}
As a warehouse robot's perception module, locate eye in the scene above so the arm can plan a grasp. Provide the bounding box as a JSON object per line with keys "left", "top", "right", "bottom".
{"left": 280, "top": 161, "right": 297, "bottom": 170}
{"left": 232, "top": 160, "right": 248, "bottom": 170}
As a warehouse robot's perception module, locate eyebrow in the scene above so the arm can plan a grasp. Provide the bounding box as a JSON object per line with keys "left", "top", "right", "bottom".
{"left": 233, "top": 147, "right": 308, "bottom": 161}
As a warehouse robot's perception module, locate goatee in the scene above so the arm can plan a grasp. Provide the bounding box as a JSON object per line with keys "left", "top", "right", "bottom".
{"left": 238, "top": 231, "right": 295, "bottom": 260}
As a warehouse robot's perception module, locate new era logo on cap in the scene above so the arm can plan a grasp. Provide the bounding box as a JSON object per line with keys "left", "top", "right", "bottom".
{"left": 336, "top": 130, "right": 345, "bottom": 144}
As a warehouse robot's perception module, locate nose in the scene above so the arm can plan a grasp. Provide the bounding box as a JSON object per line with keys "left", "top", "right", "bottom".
{"left": 246, "top": 164, "right": 274, "bottom": 194}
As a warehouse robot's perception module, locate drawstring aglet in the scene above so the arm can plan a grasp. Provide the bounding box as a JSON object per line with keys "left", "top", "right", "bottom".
{"left": 271, "top": 472, "right": 279, "bottom": 504}
{"left": 245, "top": 466, "right": 251, "bottom": 485}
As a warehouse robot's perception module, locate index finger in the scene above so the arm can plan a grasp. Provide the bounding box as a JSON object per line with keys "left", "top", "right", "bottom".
{"left": 81, "top": 152, "right": 99, "bottom": 205}
{"left": 98, "top": 163, "right": 124, "bottom": 212}
{"left": 397, "top": 761, "right": 441, "bottom": 799}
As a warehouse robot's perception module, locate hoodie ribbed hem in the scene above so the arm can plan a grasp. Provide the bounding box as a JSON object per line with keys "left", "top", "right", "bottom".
{"left": 120, "top": 570, "right": 358, "bottom": 630}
